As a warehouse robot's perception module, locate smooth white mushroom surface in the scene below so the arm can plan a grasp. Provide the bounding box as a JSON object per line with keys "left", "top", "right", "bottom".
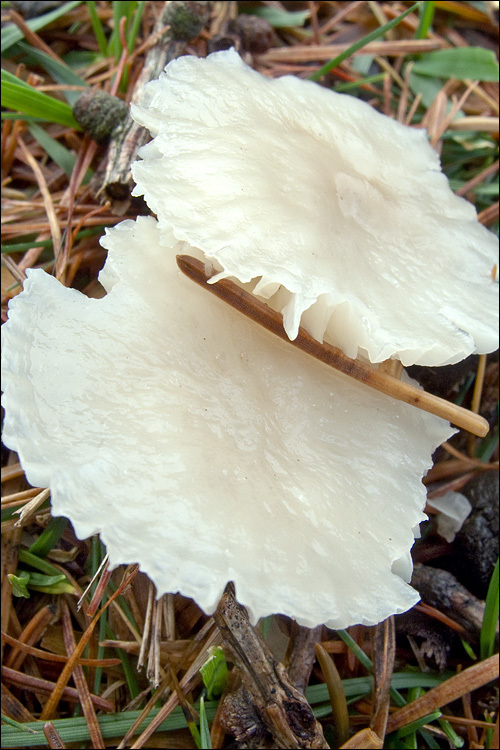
{"left": 131, "top": 49, "right": 498, "bottom": 367}
{"left": 427, "top": 491, "right": 472, "bottom": 543}
{"left": 1, "top": 217, "right": 454, "bottom": 629}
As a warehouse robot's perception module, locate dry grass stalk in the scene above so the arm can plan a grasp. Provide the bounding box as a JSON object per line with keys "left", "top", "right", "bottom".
{"left": 386, "top": 654, "right": 499, "bottom": 733}
{"left": 60, "top": 599, "right": 105, "bottom": 748}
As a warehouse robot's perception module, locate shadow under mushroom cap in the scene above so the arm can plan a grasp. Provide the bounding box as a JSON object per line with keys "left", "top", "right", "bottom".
{"left": 131, "top": 49, "right": 498, "bottom": 367}
{"left": 1, "top": 217, "right": 455, "bottom": 628}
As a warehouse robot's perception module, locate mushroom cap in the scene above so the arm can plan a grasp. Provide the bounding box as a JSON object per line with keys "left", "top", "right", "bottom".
{"left": 1, "top": 217, "right": 454, "bottom": 628}
{"left": 131, "top": 49, "right": 499, "bottom": 367}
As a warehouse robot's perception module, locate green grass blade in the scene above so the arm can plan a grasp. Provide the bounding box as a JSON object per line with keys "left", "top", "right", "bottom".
{"left": 438, "top": 717, "right": 465, "bottom": 747}
{"left": 0, "top": 673, "right": 454, "bottom": 748}
{"left": 476, "top": 418, "right": 499, "bottom": 462}
{"left": 28, "top": 516, "right": 68, "bottom": 558}
{"left": 412, "top": 47, "right": 499, "bottom": 81}
{"left": 480, "top": 558, "right": 499, "bottom": 660}
{"left": 109, "top": 1, "right": 136, "bottom": 59}
{"left": 309, "top": 1, "right": 422, "bottom": 81}
{"left": 18, "top": 549, "right": 68, "bottom": 577}
{"left": 28, "top": 123, "right": 77, "bottom": 177}
{"left": 1, "top": 73, "right": 80, "bottom": 128}
{"left": 199, "top": 697, "right": 212, "bottom": 749}
{"left": 0, "top": 715, "right": 39, "bottom": 734}
{"left": 8, "top": 572, "right": 31, "bottom": 598}
{"left": 1, "top": 1, "right": 83, "bottom": 54}
{"left": 11, "top": 41, "right": 87, "bottom": 105}
{"left": 416, "top": 1, "right": 435, "bottom": 38}
{"left": 87, "top": 0, "right": 108, "bottom": 56}
{"left": 392, "top": 711, "right": 443, "bottom": 739}
{"left": 200, "top": 646, "right": 228, "bottom": 700}
{"left": 127, "top": 0, "right": 145, "bottom": 52}
{"left": 336, "top": 630, "right": 407, "bottom": 707}
{"left": 419, "top": 727, "right": 441, "bottom": 748}
{"left": 246, "top": 7, "right": 310, "bottom": 27}
{"left": 2, "top": 227, "right": 103, "bottom": 255}
{"left": 1, "top": 69, "right": 33, "bottom": 89}
{"left": 336, "top": 629, "right": 373, "bottom": 671}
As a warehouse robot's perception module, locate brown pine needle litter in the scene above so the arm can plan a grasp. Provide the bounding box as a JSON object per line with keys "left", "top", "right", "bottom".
{"left": 1, "top": 2, "right": 498, "bottom": 749}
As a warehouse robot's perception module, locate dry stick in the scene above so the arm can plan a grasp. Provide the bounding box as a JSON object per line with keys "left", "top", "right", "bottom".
{"left": 4, "top": 604, "right": 56, "bottom": 672}
{"left": 1, "top": 463, "right": 25, "bottom": 482}
{"left": 43, "top": 722, "right": 67, "bottom": 750}
{"left": 116, "top": 617, "right": 217, "bottom": 748}
{"left": 455, "top": 159, "right": 499, "bottom": 198}
{"left": 58, "top": 136, "right": 98, "bottom": 283}
{"left": 137, "top": 581, "right": 155, "bottom": 670}
{"left": 287, "top": 624, "right": 323, "bottom": 694}
{"left": 16, "top": 137, "right": 61, "bottom": 257}
{"left": 40, "top": 566, "right": 138, "bottom": 720}
{"left": 0, "top": 522, "right": 21, "bottom": 664}
{"left": 260, "top": 38, "right": 443, "bottom": 64}
{"left": 0, "top": 487, "right": 41, "bottom": 506}
{"left": 213, "top": 586, "right": 328, "bottom": 750}
{"left": 7, "top": 9, "right": 63, "bottom": 61}
{"left": 319, "top": 0, "right": 365, "bottom": 36}
{"left": 14, "top": 487, "right": 51, "bottom": 526}
{"left": 2, "top": 666, "right": 114, "bottom": 712}
{"left": 1, "top": 631, "right": 121, "bottom": 667}
{"left": 128, "top": 624, "right": 223, "bottom": 749}
{"left": 2, "top": 682, "right": 37, "bottom": 724}
{"left": 385, "top": 653, "right": 499, "bottom": 734}
{"left": 411, "top": 564, "right": 487, "bottom": 643}
{"left": 370, "top": 617, "right": 395, "bottom": 741}
{"left": 176, "top": 255, "right": 489, "bottom": 437}
{"left": 60, "top": 599, "right": 105, "bottom": 749}
{"left": 478, "top": 201, "right": 499, "bottom": 226}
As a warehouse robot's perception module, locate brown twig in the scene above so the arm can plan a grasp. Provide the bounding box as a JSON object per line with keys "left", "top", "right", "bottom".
{"left": 385, "top": 654, "right": 499, "bottom": 733}
{"left": 60, "top": 598, "right": 105, "bottom": 748}
{"left": 1, "top": 630, "right": 121, "bottom": 666}
{"left": 40, "top": 565, "right": 138, "bottom": 720}
{"left": 287, "top": 624, "right": 323, "bottom": 694}
{"left": 43, "top": 721, "right": 67, "bottom": 749}
{"left": 370, "top": 617, "right": 395, "bottom": 741}
{"left": 213, "top": 586, "right": 328, "bottom": 749}
{"left": 4, "top": 604, "right": 56, "bottom": 672}
{"left": 411, "top": 564, "right": 488, "bottom": 643}
{"left": 2, "top": 666, "right": 114, "bottom": 711}
{"left": 176, "top": 254, "right": 489, "bottom": 437}
{"left": 127, "top": 621, "right": 222, "bottom": 748}
{"left": 259, "top": 38, "right": 444, "bottom": 65}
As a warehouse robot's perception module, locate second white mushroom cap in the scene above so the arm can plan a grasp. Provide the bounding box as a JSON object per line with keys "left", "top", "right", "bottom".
{"left": 131, "top": 49, "right": 499, "bottom": 367}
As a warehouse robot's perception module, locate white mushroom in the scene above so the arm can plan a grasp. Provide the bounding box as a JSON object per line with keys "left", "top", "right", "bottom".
{"left": 427, "top": 491, "right": 472, "bottom": 543}
{"left": 1, "top": 217, "right": 454, "bottom": 629}
{"left": 130, "top": 49, "right": 498, "bottom": 367}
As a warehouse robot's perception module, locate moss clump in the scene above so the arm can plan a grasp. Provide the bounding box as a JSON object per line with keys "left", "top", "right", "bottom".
{"left": 163, "top": 1, "right": 209, "bottom": 41}
{"left": 73, "top": 90, "right": 128, "bottom": 142}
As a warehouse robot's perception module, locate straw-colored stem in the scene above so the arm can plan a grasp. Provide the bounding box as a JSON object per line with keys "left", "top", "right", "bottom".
{"left": 176, "top": 255, "right": 489, "bottom": 438}
{"left": 469, "top": 353, "right": 487, "bottom": 455}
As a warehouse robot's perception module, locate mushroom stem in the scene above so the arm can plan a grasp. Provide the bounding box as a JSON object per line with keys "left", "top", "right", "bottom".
{"left": 177, "top": 255, "right": 489, "bottom": 438}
